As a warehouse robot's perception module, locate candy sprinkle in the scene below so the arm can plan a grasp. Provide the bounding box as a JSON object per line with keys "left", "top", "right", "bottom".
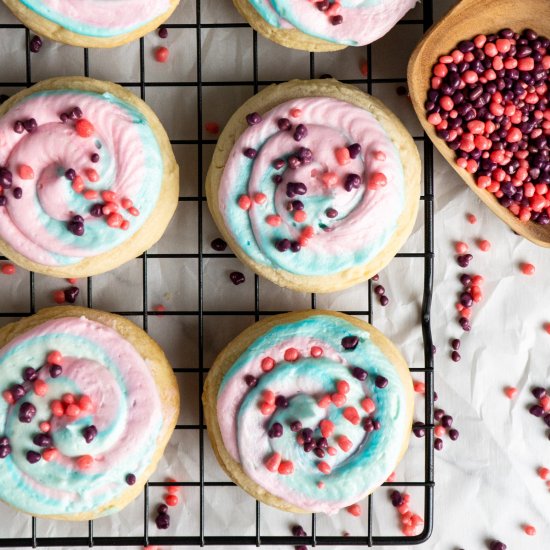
{"left": 520, "top": 263, "right": 535, "bottom": 276}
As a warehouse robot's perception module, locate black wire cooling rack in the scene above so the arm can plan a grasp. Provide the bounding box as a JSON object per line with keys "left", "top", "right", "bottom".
{"left": 0, "top": 0, "right": 435, "bottom": 546}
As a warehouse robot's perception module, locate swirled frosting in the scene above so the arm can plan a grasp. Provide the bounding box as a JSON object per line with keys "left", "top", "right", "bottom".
{"left": 248, "top": 0, "right": 417, "bottom": 47}
{"left": 0, "top": 316, "right": 163, "bottom": 517}
{"left": 0, "top": 90, "right": 163, "bottom": 266}
{"left": 219, "top": 97, "right": 405, "bottom": 276}
{"left": 17, "top": 0, "right": 171, "bottom": 38}
{"left": 217, "top": 314, "right": 410, "bottom": 514}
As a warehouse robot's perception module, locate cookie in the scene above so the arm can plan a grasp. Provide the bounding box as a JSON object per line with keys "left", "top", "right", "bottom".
{"left": 2, "top": 0, "right": 180, "bottom": 48}
{"left": 233, "top": 0, "right": 417, "bottom": 51}
{"left": 0, "top": 306, "right": 179, "bottom": 520}
{"left": 206, "top": 79, "right": 421, "bottom": 293}
{"left": 0, "top": 76, "right": 179, "bottom": 278}
{"left": 203, "top": 310, "right": 414, "bottom": 514}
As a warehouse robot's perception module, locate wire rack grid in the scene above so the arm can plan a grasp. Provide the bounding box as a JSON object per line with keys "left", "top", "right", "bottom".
{"left": 0, "top": 0, "right": 435, "bottom": 547}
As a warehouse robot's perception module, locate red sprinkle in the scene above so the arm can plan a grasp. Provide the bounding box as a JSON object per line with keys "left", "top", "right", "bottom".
{"left": 266, "top": 214, "right": 281, "bottom": 227}
{"left": 454, "top": 241, "right": 469, "bottom": 254}
{"left": 284, "top": 348, "right": 299, "bottom": 362}
{"left": 504, "top": 386, "right": 518, "bottom": 399}
{"left": 413, "top": 381, "right": 425, "bottom": 394}
{"left": 320, "top": 419, "right": 335, "bottom": 438}
{"left": 2, "top": 390, "right": 14, "bottom": 404}
{"left": 360, "top": 60, "right": 368, "bottom": 76}
{"left": 361, "top": 397, "right": 376, "bottom": 414}
{"left": 47, "top": 351, "right": 63, "bottom": 365}
{"left": 84, "top": 168, "right": 99, "bottom": 182}
{"left": 261, "top": 357, "right": 275, "bottom": 372}
{"left": 238, "top": 195, "right": 251, "bottom": 210}
{"left": 76, "top": 455, "right": 94, "bottom": 469}
{"left": 254, "top": 192, "right": 267, "bottom": 205}
{"left": 42, "top": 448, "right": 58, "bottom": 462}
{"left": 317, "top": 395, "right": 332, "bottom": 408}
{"left": 155, "top": 46, "right": 169, "bottom": 63}
{"left": 75, "top": 119, "right": 95, "bottom": 138}
{"left": 289, "top": 108, "right": 302, "bottom": 118}
{"left": 337, "top": 435, "right": 353, "bottom": 452}
{"left": 520, "top": 263, "right": 535, "bottom": 275}
{"left": 368, "top": 172, "right": 387, "bottom": 190}
{"left": 107, "top": 213, "right": 123, "bottom": 228}
{"left": 343, "top": 406, "right": 360, "bottom": 425}
{"left": 331, "top": 393, "right": 347, "bottom": 407}
{"left": 317, "top": 461, "right": 331, "bottom": 475}
{"left": 33, "top": 380, "right": 48, "bottom": 396}
{"left": 39, "top": 421, "right": 50, "bottom": 433}
{"left": 72, "top": 176, "right": 85, "bottom": 193}
{"left": 278, "top": 460, "right": 294, "bottom": 475}
{"left": 336, "top": 380, "right": 350, "bottom": 395}
{"left": 478, "top": 239, "right": 491, "bottom": 251}
{"left": 205, "top": 121, "right": 220, "bottom": 134}
{"left": 347, "top": 503, "right": 362, "bottom": 517}
{"left": 50, "top": 400, "right": 64, "bottom": 417}
{"left": 335, "top": 147, "right": 351, "bottom": 166}
{"left": 265, "top": 452, "right": 281, "bottom": 472}
{"left": 79, "top": 395, "right": 93, "bottom": 412}
{"left": 544, "top": 323, "right": 550, "bottom": 335}
{"left": 18, "top": 164, "right": 34, "bottom": 179}
{"left": 523, "top": 525, "right": 536, "bottom": 536}
{"left": 1, "top": 263, "right": 15, "bottom": 275}
{"left": 262, "top": 390, "right": 275, "bottom": 405}
{"left": 467, "top": 213, "right": 477, "bottom": 224}
{"left": 65, "top": 404, "right": 81, "bottom": 417}
{"left": 310, "top": 346, "right": 323, "bottom": 358}
{"left": 165, "top": 494, "right": 179, "bottom": 507}
{"left": 537, "top": 467, "right": 549, "bottom": 480}
{"left": 259, "top": 402, "right": 275, "bottom": 416}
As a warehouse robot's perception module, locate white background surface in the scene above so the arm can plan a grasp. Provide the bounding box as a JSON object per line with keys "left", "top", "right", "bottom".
{"left": 0, "top": 0, "right": 549, "bottom": 549}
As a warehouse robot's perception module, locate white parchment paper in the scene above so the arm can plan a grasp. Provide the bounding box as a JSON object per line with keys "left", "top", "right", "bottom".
{"left": 0, "top": 0, "right": 548, "bottom": 548}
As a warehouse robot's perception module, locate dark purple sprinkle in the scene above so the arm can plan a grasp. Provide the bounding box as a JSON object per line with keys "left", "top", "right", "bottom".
{"left": 316, "top": 0, "right": 330, "bottom": 10}
{"left": 341, "top": 336, "right": 359, "bottom": 350}
{"left": 313, "top": 447, "right": 327, "bottom": 459}
{"left": 292, "top": 525, "right": 307, "bottom": 537}
{"left": 64, "top": 286, "right": 79, "bottom": 304}
{"left": 0, "top": 167, "right": 13, "bottom": 189}
{"left": 449, "top": 428, "right": 459, "bottom": 441}
{"left": 155, "top": 512, "right": 170, "bottom": 529}
{"left": 158, "top": 26, "right": 168, "bottom": 39}
{"left": 22, "top": 380, "right": 32, "bottom": 393}
{"left": 293, "top": 124, "right": 307, "bottom": 142}
{"left": 374, "top": 285, "right": 385, "bottom": 296}
{"left": 60, "top": 113, "right": 69, "bottom": 123}
{"left": 432, "top": 345, "right": 437, "bottom": 355}
{"left": 70, "top": 107, "right": 83, "bottom": 120}
{"left": 211, "top": 237, "right": 227, "bottom": 251}
{"left": 33, "top": 433, "right": 52, "bottom": 448}
{"left": 451, "top": 351, "right": 461, "bottom": 362}
{"left": 229, "top": 271, "right": 245, "bottom": 285}
{"left": 344, "top": 173, "right": 361, "bottom": 191}
{"left": 0, "top": 437, "right": 8, "bottom": 446}
{"left": 275, "top": 395, "right": 289, "bottom": 408}
{"left": 12, "top": 187, "right": 22, "bottom": 199}
{"left": 372, "top": 419, "right": 381, "bottom": 431}
{"left": 276, "top": 239, "right": 291, "bottom": 252}
{"left": 65, "top": 168, "right": 76, "bottom": 181}
{"left": 290, "top": 420, "right": 302, "bottom": 432}
{"left": 243, "top": 148, "right": 257, "bottom": 159}
{"left": 246, "top": 112, "right": 262, "bottom": 126}
{"left": 303, "top": 440, "right": 315, "bottom": 452}
{"left": 157, "top": 504, "right": 168, "bottom": 514}
{"left": 441, "top": 414, "right": 453, "bottom": 428}
{"left": 532, "top": 387, "right": 547, "bottom": 399}
{"left": 319, "top": 73, "right": 333, "bottom": 79}
{"left": 301, "top": 428, "right": 313, "bottom": 443}
{"left": 272, "top": 158, "right": 285, "bottom": 170}
{"left": 83, "top": 425, "right": 98, "bottom": 443}
{"left": 543, "top": 414, "right": 550, "bottom": 428}
{"left": 30, "top": 35, "right": 42, "bottom": 53}
{"left": 489, "top": 541, "right": 507, "bottom": 550}
{"left": 26, "top": 450, "right": 41, "bottom": 464}
{"left": 316, "top": 437, "right": 328, "bottom": 449}
{"left": 297, "top": 147, "right": 313, "bottom": 164}
{"left": 459, "top": 292, "right": 473, "bottom": 308}
{"left": 291, "top": 200, "right": 304, "bottom": 211}
{"left": 380, "top": 296, "right": 389, "bottom": 307}
{"left": 351, "top": 366, "right": 367, "bottom": 381}
{"left": 244, "top": 374, "right": 257, "bottom": 388}
{"left": 434, "top": 408, "right": 445, "bottom": 421}
{"left": 11, "top": 384, "right": 26, "bottom": 401}
{"left": 326, "top": 208, "right": 338, "bottom": 218}
{"left": 363, "top": 418, "right": 374, "bottom": 432}
{"left": 0, "top": 445, "right": 11, "bottom": 459}
{"left": 451, "top": 338, "right": 461, "bottom": 351}
{"left": 412, "top": 421, "right": 425, "bottom": 438}
{"left": 13, "top": 121, "right": 24, "bottom": 134}
{"left": 23, "top": 367, "right": 38, "bottom": 381}
{"left": 0, "top": 196, "right": 7, "bottom": 207}
{"left": 126, "top": 473, "right": 137, "bottom": 485}
{"left": 91, "top": 153, "right": 100, "bottom": 163}
{"left": 277, "top": 118, "right": 291, "bottom": 131}
{"left": 459, "top": 317, "right": 471, "bottom": 332}
{"left": 295, "top": 545, "right": 308, "bottom": 550}
{"left": 23, "top": 119, "right": 37, "bottom": 133}
{"left": 456, "top": 254, "right": 473, "bottom": 268}
{"left": 290, "top": 241, "right": 301, "bottom": 253}
{"left": 331, "top": 15, "right": 343, "bottom": 25}
{"left": 68, "top": 219, "right": 85, "bottom": 237}
{"left": 287, "top": 155, "right": 301, "bottom": 170}
{"left": 434, "top": 391, "right": 438, "bottom": 401}
{"left": 89, "top": 204, "right": 103, "bottom": 218}
{"left": 18, "top": 402, "right": 37, "bottom": 423}
{"left": 434, "top": 438, "right": 443, "bottom": 451}
{"left": 375, "top": 375, "right": 388, "bottom": 389}
{"left": 529, "top": 405, "right": 544, "bottom": 417}
{"left": 49, "top": 364, "right": 62, "bottom": 378}
{"left": 390, "top": 490, "right": 404, "bottom": 507}
{"left": 348, "top": 143, "right": 361, "bottom": 159}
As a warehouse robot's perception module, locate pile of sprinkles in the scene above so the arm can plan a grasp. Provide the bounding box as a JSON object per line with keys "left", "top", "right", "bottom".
{"left": 389, "top": 490, "right": 424, "bottom": 536}
{"left": 426, "top": 28, "right": 550, "bottom": 225}
{"left": 1, "top": 349, "right": 101, "bottom": 469}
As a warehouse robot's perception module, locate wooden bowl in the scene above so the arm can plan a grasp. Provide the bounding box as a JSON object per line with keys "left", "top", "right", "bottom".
{"left": 408, "top": 0, "right": 550, "bottom": 247}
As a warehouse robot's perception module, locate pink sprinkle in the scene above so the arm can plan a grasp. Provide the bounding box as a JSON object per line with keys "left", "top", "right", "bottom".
{"left": 478, "top": 239, "right": 491, "bottom": 251}
{"left": 335, "top": 147, "right": 351, "bottom": 166}
{"left": 523, "top": 525, "right": 536, "bottom": 536}
{"left": 261, "top": 357, "right": 275, "bottom": 372}
{"left": 290, "top": 108, "right": 302, "bottom": 118}
{"left": 317, "top": 461, "right": 331, "bottom": 475}
{"left": 317, "top": 481, "right": 325, "bottom": 489}
{"left": 284, "top": 348, "right": 299, "bottom": 362}
{"left": 337, "top": 435, "right": 353, "bottom": 452}
{"left": 266, "top": 215, "right": 281, "bottom": 227}
{"left": 434, "top": 425, "right": 446, "bottom": 437}
{"left": 310, "top": 346, "right": 323, "bottom": 358}
{"left": 360, "top": 397, "right": 376, "bottom": 414}
{"left": 260, "top": 402, "right": 276, "bottom": 416}
{"left": 18, "top": 164, "right": 34, "bottom": 180}
{"left": 397, "top": 503, "right": 409, "bottom": 515}
{"left": 238, "top": 195, "right": 251, "bottom": 210}
{"left": 264, "top": 452, "right": 281, "bottom": 472}
{"left": 322, "top": 172, "right": 338, "bottom": 187}
{"left": 467, "top": 213, "right": 477, "bottom": 224}
{"left": 368, "top": 172, "right": 387, "bottom": 190}
{"left": 254, "top": 193, "right": 267, "bottom": 205}
{"left": 153, "top": 304, "right": 166, "bottom": 314}
{"left": 327, "top": 446, "right": 337, "bottom": 456}
{"left": 347, "top": 503, "right": 362, "bottom": 516}
{"left": 373, "top": 151, "right": 386, "bottom": 161}
{"left": 455, "top": 241, "right": 469, "bottom": 254}
{"left": 504, "top": 386, "right": 518, "bottom": 399}
{"left": 386, "top": 471, "right": 396, "bottom": 482}
{"left": 2, "top": 390, "right": 14, "bottom": 404}
{"left": 336, "top": 380, "right": 350, "bottom": 395}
